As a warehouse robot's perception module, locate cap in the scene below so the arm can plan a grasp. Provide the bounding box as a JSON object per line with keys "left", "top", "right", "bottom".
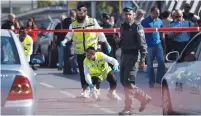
{"left": 123, "top": 6, "right": 134, "bottom": 12}
{"left": 102, "top": 12, "right": 110, "bottom": 19}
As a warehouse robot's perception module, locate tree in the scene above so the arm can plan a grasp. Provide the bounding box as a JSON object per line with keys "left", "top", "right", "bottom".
{"left": 37, "top": 1, "right": 53, "bottom": 8}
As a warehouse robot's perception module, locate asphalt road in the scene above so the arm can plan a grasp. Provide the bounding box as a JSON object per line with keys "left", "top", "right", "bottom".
{"left": 35, "top": 67, "right": 163, "bottom": 115}
{"left": 35, "top": 48, "right": 172, "bottom": 115}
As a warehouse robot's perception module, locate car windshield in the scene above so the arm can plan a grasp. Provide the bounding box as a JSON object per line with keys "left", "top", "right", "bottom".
{"left": 1, "top": 36, "right": 20, "bottom": 64}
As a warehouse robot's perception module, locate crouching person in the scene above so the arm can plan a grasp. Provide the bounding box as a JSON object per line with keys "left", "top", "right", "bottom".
{"left": 83, "top": 46, "right": 121, "bottom": 100}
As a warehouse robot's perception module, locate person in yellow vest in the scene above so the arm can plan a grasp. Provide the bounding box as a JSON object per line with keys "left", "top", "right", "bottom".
{"left": 61, "top": 4, "right": 111, "bottom": 97}
{"left": 19, "top": 27, "right": 34, "bottom": 66}
{"left": 83, "top": 46, "right": 121, "bottom": 100}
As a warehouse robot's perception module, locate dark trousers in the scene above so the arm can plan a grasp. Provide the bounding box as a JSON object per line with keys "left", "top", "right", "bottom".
{"left": 92, "top": 71, "right": 117, "bottom": 90}
{"left": 77, "top": 54, "right": 88, "bottom": 90}
{"left": 120, "top": 53, "right": 139, "bottom": 109}
{"left": 165, "top": 35, "right": 174, "bottom": 54}
{"left": 173, "top": 41, "right": 188, "bottom": 54}
{"left": 63, "top": 45, "right": 73, "bottom": 74}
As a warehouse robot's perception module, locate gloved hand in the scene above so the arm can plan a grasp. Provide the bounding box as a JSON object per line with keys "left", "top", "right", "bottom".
{"left": 89, "top": 84, "right": 94, "bottom": 89}
{"left": 60, "top": 41, "right": 66, "bottom": 46}
{"left": 90, "top": 88, "right": 99, "bottom": 100}
{"left": 106, "top": 44, "right": 111, "bottom": 54}
{"left": 113, "top": 65, "right": 119, "bottom": 72}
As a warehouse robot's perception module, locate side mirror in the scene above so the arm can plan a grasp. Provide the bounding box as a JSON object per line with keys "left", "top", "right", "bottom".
{"left": 30, "top": 54, "right": 45, "bottom": 64}
{"left": 166, "top": 51, "right": 180, "bottom": 62}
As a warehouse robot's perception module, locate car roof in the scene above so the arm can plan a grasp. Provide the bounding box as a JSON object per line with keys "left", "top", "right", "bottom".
{"left": 1, "top": 29, "right": 12, "bottom": 37}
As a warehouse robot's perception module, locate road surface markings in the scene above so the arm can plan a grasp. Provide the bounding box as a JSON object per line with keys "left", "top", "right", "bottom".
{"left": 90, "top": 104, "right": 116, "bottom": 114}
{"left": 59, "top": 90, "right": 76, "bottom": 98}
{"left": 59, "top": 90, "right": 116, "bottom": 114}
{"left": 40, "top": 82, "right": 55, "bottom": 88}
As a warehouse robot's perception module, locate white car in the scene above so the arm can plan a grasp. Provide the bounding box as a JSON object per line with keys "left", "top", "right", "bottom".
{"left": 1, "top": 29, "right": 44, "bottom": 115}
{"left": 162, "top": 32, "right": 201, "bottom": 115}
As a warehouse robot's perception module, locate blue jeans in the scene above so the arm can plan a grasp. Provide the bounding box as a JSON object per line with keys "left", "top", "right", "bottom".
{"left": 147, "top": 43, "right": 165, "bottom": 84}
{"left": 71, "top": 55, "right": 78, "bottom": 73}
{"left": 57, "top": 46, "right": 64, "bottom": 68}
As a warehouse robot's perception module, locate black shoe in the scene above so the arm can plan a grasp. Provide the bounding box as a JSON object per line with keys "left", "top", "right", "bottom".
{"left": 149, "top": 83, "right": 154, "bottom": 88}
{"left": 58, "top": 67, "right": 62, "bottom": 70}
{"left": 32, "top": 66, "right": 37, "bottom": 70}
{"left": 118, "top": 109, "right": 134, "bottom": 115}
{"left": 156, "top": 81, "right": 161, "bottom": 84}
{"left": 139, "top": 96, "right": 152, "bottom": 112}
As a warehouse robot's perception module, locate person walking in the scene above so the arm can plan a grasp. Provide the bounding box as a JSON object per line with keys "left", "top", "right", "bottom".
{"left": 118, "top": 7, "right": 151, "bottom": 115}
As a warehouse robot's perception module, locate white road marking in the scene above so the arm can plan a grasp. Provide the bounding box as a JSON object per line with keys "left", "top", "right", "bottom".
{"left": 59, "top": 90, "right": 116, "bottom": 114}
{"left": 60, "top": 90, "right": 76, "bottom": 98}
{"left": 90, "top": 104, "right": 116, "bottom": 114}
{"left": 40, "top": 82, "right": 55, "bottom": 88}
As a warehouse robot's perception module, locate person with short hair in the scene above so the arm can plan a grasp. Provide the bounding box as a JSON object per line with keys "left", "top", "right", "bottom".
{"left": 19, "top": 27, "right": 34, "bottom": 65}
{"left": 141, "top": 7, "right": 166, "bottom": 88}
{"left": 61, "top": 4, "right": 111, "bottom": 98}
{"left": 118, "top": 7, "right": 151, "bottom": 115}
{"left": 83, "top": 46, "right": 121, "bottom": 100}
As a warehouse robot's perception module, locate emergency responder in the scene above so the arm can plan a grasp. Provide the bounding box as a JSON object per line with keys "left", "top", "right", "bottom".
{"left": 83, "top": 46, "right": 121, "bottom": 100}
{"left": 61, "top": 4, "right": 111, "bottom": 98}
{"left": 19, "top": 27, "right": 33, "bottom": 64}
{"left": 118, "top": 7, "right": 151, "bottom": 115}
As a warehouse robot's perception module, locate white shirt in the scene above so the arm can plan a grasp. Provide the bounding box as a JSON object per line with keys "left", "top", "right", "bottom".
{"left": 84, "top": 52, "right": 119, "bottom": 85}
{"left": 64, "top": 18, "right": 107, "bottom": 42}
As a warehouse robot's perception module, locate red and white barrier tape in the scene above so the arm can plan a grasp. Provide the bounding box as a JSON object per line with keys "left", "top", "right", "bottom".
{"left": 14, "top": 27, "right": 201, "bottom": 33}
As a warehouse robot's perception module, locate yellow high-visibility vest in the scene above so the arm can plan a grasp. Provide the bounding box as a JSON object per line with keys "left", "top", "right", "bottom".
{"left": 84, "top": 52, "right": 112, "bottom": 81}
{"left": 71, "top": 17, "right": 98, "bottom": 54}
{"left": 23, "top": 35, "right": 32, "bottom": 55}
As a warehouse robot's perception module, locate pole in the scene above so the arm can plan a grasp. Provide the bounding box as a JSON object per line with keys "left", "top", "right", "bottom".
{"left": 9, "top": 0, "right": 13, "bottom": 13}
{"left": 91, "top": 1, "right": 96, "bottom": 18}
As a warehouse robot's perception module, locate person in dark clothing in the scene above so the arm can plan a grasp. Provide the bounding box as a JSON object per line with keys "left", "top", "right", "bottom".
{"left": 183, "top": 3, "right": 198, "bottom": 23}
{"left": 54, "top": 15, "right": 67, "bottom": 70}
{"left": 118, "top": 7, "right": 151, "bottom": 115}
{"left": 1, "top": 13, "right": 19, "bottom": 33}
{"left": 198, "top": 10, "right": 201, "bottom": 26}
{"left": 101, "top": 12, "right": 119, "bottom": 69}
{"left": 62, "top": 10, "right": 77, "bottom": 74}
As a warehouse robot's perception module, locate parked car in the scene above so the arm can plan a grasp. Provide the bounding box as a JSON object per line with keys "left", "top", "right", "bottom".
{"left": 1, "top": 29, "right": 44, "bottom": 115}
{"left": 162, "top": 32, "right": 201, "bottom": 115}
{"left": 37, "top": 19, "right": 60, "bottom": 67}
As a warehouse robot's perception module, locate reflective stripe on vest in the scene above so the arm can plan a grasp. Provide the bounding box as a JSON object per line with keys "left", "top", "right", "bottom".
{"left": 72, "top": 17, "right": 98, "bottom": 54}
{"left": 84, "top": 52, "right": 112, "bottom": 81}
{"left": 23, "top": 36, "right": 32, "bottom": 55}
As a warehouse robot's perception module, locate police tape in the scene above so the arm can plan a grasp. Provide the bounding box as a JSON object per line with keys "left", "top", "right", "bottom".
{"left": 16, "top": 27, "right": 201, "bottom": 33}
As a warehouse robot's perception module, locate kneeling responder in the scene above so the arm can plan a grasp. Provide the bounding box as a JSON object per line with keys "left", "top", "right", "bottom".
{"left": 83, "top": 46, "right": 121, "bottom": 100}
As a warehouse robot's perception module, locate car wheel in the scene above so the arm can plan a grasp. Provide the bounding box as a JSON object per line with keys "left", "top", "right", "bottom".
{"left": 162, "top": 84, "right": 173, "bottom": 115}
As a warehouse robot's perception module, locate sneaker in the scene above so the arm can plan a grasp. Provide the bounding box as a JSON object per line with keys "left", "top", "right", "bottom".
{"left": 91, "top": 88, "right": 100, "bottom": 100}
{"left": 76, "top": 89, "right": 90, "bottom": 98}
{"left": 139, "top": 96, "right": 152, "bottom": 112}
{"left": 118, "top": 109, "right": 134, "bottom": 115}
{"left": 107, "top": 90, "right": 121, "bottom": 100}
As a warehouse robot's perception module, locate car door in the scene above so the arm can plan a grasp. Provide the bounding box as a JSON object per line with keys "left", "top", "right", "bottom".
{"left": 176, "top": 34, "right": 201, "bottom": 113}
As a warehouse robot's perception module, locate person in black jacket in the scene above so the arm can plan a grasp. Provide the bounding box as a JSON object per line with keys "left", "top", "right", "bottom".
{"left": 118, "top": 7, "right": 151, "bottom": 115}
{"left": 100, "top": 13, "right": 119, "bottom": 70}
{"left": 2, "top": 13, "right": 19, "bottom": 33}
{"left": 62, "top": 10, "right": 77, "bottom": 74}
